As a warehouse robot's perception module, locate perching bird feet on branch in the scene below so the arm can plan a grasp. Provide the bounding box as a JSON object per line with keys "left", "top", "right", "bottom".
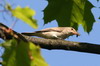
{"left": 0, "top": 23, "right": 100, "bottom": 54}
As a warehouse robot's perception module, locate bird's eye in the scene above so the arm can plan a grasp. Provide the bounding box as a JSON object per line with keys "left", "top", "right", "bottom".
{"left": 71, "top": 28, "right": 73, "bottom": 30}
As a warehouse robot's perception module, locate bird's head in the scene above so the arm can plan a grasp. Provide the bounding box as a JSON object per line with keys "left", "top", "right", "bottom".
{"left": 66, "top": 27, "right": 80, "bottom": 37}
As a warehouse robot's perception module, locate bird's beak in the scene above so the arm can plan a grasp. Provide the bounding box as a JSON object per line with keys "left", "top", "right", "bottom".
{"left": 73, "top": 32, "right": 80, "bottom": 37}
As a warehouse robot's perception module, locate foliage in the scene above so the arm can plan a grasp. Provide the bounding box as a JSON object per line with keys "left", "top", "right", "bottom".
{"left": 6, "top": 4, "right": 38, "bottom": 29}
{"left": 0, "top": 0, "right": 98, "bottom": 66}
{"left": 1, "top": 39, "right": 48, "bottom": 66}
{"left": 43, "top": 0, "right": 95, "bottom": 32}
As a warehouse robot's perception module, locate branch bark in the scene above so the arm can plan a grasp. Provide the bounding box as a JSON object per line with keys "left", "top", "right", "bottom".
{"left": 24, "top": 36, "right": 100, "bottom": 54}
{"left": 0, "top": 23, "right": 100, "bottom": 54}
{"left": 0, "top": 61, "right": 2, "bottom": 64}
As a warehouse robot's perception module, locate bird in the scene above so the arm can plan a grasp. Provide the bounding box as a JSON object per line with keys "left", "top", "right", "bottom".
{"left": 22, "top": 27, "right": 80, "bottom": 40}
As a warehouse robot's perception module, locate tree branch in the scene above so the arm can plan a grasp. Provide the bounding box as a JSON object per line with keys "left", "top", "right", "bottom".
{"left": 24, "top": 36, "right": 100, "bottom": 54}
{"left": 0, "top": 23, "right": 100, "bottom": 54}
{"left": 0, "top": 61, "right": 2, "bottom": 64}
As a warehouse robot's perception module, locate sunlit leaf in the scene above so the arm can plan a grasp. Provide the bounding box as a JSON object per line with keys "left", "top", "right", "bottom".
{"left": 6, "top": 5, "right": 38, "bottom": 29}
{"left": 29, "top": 42, "right": 48, "bottom": 66}
{"left": 2, "top": 39, "right": 48, "bottom": 66}
{"left": 43, "top": 0, "right": 95, "bottom": 32}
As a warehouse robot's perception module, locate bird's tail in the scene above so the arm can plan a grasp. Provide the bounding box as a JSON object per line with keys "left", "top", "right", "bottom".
{"left": 21, "top": 32, "right": 37, "bottom": 36}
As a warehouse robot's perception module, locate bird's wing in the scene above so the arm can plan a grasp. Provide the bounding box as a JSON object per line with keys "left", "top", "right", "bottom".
{"left": 36, "top": 27, "right": 66, "bottom": 33}
{"left": 22, "top": 27, "right": 66, "bottom": 36}
{"left": 35, "top": 29, "right": 61, "bottom": 33}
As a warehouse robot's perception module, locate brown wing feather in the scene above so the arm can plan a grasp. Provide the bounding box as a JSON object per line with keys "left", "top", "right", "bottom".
{"left": 36, "top": 27, "right": 67, "bottom": 33}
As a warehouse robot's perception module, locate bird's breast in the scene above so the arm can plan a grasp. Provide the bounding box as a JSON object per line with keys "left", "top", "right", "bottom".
{"left": 41, "top": 32, "right": 68, "bottom": 39}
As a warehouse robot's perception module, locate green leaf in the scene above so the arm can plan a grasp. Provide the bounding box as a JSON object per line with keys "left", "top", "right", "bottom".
{"left": 2, "top": 39, "right": 48, "bottom": 66}
{"left": 83, "top": 1, "right": 95, "bottom": 32}
{"left": 8, "top": 6, "right": 38, "bottom": 29}
{"left": 43, "top": 0, "right": 95, "bottom": 32}
{"left": 29, "top": 42, "right": 48, "bottom": 66}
